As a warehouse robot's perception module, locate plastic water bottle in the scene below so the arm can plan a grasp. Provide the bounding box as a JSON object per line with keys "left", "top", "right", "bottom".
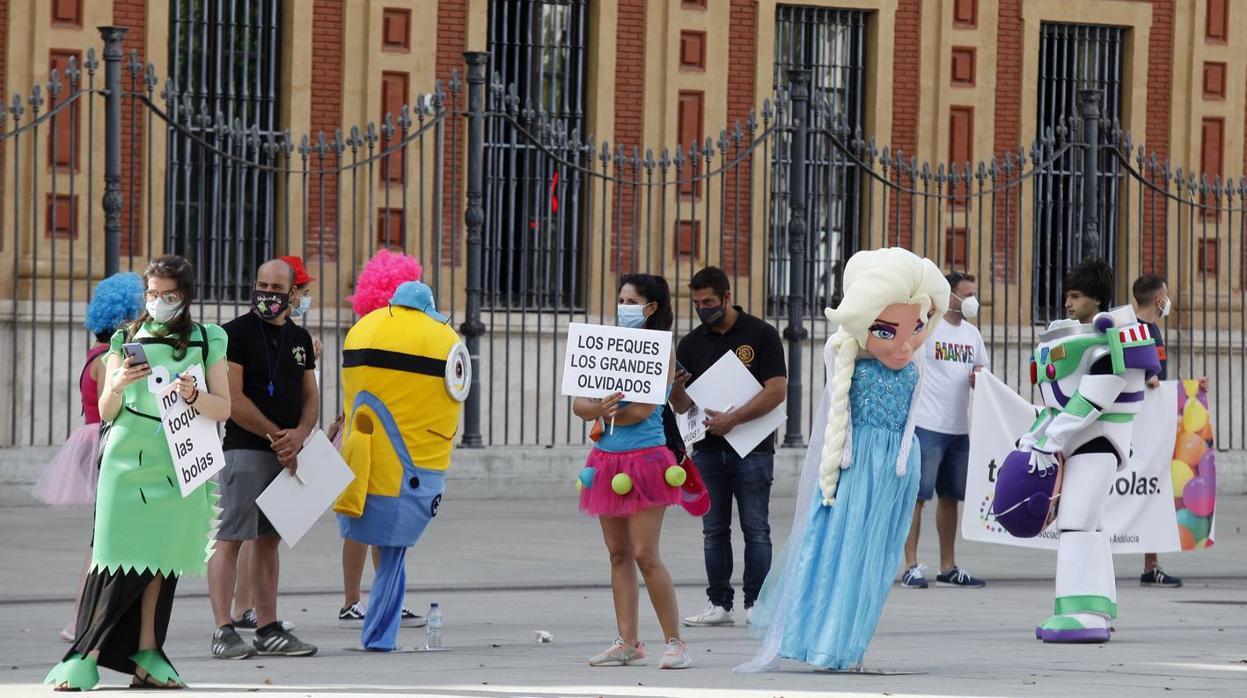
{"left": 425, "top": 603, "right": 443, "bottom": 650}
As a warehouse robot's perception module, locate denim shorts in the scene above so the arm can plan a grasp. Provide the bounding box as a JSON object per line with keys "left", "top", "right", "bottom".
{"left": 915, "top": 427, "right": 970, "bottom": 501}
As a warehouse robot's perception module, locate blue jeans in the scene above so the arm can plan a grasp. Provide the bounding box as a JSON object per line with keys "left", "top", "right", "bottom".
{"left": 915, "top": 427, "right": 970, "bottom": 501}
{"left": 693, "top": 450, "right": 774, "bottom": 611}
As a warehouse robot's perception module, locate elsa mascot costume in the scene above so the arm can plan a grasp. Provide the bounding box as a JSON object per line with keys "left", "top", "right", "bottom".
{"left": 738, "top": 247, "right": 949, "bottom": 673}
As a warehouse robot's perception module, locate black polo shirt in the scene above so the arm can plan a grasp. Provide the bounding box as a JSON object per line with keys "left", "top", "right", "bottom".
{"left": 676, "top": 307, "right": 786, "bottom": 454}
{"left": 222, "top": 312, "right": 317, "bottom": 451}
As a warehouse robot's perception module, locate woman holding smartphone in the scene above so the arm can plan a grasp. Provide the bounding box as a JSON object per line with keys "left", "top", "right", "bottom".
{"left": 46, "top": 256, "right": 232, "bottom": 691}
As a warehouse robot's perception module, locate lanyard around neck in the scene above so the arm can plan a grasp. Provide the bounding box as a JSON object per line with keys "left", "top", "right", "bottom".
{"left": 255, "top": 314, "right": 288, "bottom": 398}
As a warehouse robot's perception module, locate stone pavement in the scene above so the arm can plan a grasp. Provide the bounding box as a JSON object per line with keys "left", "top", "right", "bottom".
{"left": 1, "top": 496, "right": 1244, "bottom": 697}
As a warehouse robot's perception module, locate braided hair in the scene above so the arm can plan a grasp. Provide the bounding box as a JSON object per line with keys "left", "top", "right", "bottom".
{"left": 818, "top": 248, "right": 950, "bottom": 505}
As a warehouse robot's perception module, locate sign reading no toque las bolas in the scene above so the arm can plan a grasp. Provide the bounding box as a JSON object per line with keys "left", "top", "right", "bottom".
{"left": 159, "top": 363, "right": 227, "bottom": 497}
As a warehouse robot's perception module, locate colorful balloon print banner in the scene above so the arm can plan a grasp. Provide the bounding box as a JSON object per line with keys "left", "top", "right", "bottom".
{"left": 962, "top": 372, "right": 1216, "bottom": 553}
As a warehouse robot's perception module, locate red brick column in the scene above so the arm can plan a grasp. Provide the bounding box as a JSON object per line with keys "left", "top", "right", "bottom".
{"left": 114, "top": 0, "right": 145, "bottom": 260}
{"left": 436, "top": 0, "right": 467, "bottom": 268}
{"left": 1141, "top": 0, "right": 1174, "bottom": 274}
{"left": 307, "top": 0, "right": 344, "bottom": 262}
{"left": 724, "top": 0, "right": 757, "bottom": 277}
{"left": 0, "top": 0, "right": 7, "bottom": 271}
{"left": 887, "top": 0, "right": 922, "bottom": 248}
{"left": 991, "top": 0, "right": 1022, "bottom": 282}
{"left": 611, "top": 0, "right": 646, "bottom": 274}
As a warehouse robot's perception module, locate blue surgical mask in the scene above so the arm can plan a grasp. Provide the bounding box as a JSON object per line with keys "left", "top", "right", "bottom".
{"left": 617, "top": 304, "right": 647, "bottom": 329}
{"left": 290, "top": 295, "right": 312, "bottom": 318}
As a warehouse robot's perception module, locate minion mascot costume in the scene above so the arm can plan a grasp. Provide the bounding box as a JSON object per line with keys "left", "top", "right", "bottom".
{"left": 993, "top": 305, "right": 1159, "bottom": 643}
{"left": 334, "top": 281, "right": 471, "bottom": 651}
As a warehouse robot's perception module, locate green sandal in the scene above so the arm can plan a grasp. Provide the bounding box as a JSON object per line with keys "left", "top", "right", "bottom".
{"left": 129, "top": 649, "right": 185, "bottom": 689}
{"left": 44, "top": 654, "right": 100, "bottom": 692}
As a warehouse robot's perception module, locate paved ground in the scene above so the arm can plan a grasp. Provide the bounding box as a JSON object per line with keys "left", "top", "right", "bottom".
{"left": 1, "top": 495, "right": 1244, "bottom": 697}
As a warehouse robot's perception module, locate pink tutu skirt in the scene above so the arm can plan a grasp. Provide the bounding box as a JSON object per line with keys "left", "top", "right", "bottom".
{"left": 32, "top": 424, "right": 101, "bottom": 508}
{"left": 579, "top": 445, "right": 682, "bottom": 518}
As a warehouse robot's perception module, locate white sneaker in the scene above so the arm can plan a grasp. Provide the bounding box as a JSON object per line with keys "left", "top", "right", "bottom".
{"left": 659, "top": 637, "right": 692, "bottom": 669}
{"left": 682, "top": 602, "right": 734, "bottom": 627}
{"left": 588, "top": 637, "right": 646, "bottom": 666}
{"left": 745, "top": 606, "right": 754, "bottom": 626}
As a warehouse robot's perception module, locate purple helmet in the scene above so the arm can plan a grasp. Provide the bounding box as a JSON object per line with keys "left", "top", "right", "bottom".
{"left": 992, "top": 449, "right": 1063, "bottom": 538}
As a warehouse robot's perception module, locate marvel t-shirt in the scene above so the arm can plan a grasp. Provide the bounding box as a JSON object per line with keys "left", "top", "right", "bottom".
{"left": 222, "top": 313, "right": 316, "bottom": 451}
{"left": 913, "top": 319, "right": 989, "bottom": 435}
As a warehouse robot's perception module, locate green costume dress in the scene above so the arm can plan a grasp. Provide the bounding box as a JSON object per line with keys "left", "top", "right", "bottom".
{"left": 47, "top": 322, "right": 226, "bottom": 687}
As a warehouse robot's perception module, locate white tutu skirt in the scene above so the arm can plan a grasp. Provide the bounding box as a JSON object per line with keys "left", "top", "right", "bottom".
{"left": 32, "top": 425, "right": 101, "bottom": 508}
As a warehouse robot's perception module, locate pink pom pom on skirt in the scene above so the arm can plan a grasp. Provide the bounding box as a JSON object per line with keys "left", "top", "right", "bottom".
{"left": 579, "top": 445, "right": 681, "bottom": 518}
{"left": 32, "top": 425, "right": 101, "bottom": 508}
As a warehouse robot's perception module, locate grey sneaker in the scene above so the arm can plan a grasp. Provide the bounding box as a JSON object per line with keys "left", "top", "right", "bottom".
{"left": 253, "top": 624, "right": 318, "bottom": 657}
{"left": 212, "top": 625, "right": 256, "bottom": 660}
{"left": 587, "top": 637, "right": 646, "bottom": 667}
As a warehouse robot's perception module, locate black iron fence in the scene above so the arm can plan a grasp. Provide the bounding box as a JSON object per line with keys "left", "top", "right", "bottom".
{"left": 1, "top": 30, "right": 1243, "bottom": 453}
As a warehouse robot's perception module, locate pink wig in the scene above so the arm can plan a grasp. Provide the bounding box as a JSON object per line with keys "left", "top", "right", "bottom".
{"left": 349, "top": 249, "right": 423, "bottom": 316}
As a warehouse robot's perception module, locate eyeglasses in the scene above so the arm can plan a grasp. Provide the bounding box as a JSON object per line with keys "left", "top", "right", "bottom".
{"left": 144, "top": 290, "right": 183, "bottom": 305}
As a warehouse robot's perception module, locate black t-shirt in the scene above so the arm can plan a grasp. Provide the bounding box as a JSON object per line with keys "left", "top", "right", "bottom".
{"left": 222, "top": 312, "right": 317, "bottom": 451}
{"left": 1143, "top": 320, "right": 1167, "bottom": 380}
{"left": 676, "top": 308, "right": 787, "bottom": 454}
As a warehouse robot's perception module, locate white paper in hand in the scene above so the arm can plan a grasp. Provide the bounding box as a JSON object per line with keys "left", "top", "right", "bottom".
{"left": 684, "top": 352, "right": 786, "bottom": 458}
{"left": 256, "top": 430, "right": 355, "bottom": 547}
{"left": 674, "top": 402, "right": 707, "bottom": 450}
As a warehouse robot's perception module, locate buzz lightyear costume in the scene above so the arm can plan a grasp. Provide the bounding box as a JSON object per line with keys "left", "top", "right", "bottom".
{"left": 1003, "top": 305, "right": 1159, "bottom": 643}
{"left": 46, "top": 322, "right": 226, "bottom": 689}
{"left": 334, "top": 281, "right": 470, "bottom": 651}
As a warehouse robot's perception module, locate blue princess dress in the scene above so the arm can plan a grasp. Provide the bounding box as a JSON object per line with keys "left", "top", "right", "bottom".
{"left": 740, "top": 356, "right": 921, "bottom": 672}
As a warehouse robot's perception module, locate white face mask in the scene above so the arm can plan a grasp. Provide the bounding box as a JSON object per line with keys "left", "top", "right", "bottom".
{"left": 290, "top": 295, "right": 312, "bottom": 318}
{"left": 956, "top": 294, "right": 980, "bottom": 320}
{"left": 1160, "top": 297, "right": 1171, "bottom": 318}
{"left": 146, "top": 298, "right": 182, "bottom": 324}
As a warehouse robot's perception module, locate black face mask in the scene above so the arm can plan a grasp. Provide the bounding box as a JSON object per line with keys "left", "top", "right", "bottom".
{"left": 697, "top": 304, "right": 726, "bottom": 328}
{"left": 252, "top": 290, "right": 290, "bottom": 321}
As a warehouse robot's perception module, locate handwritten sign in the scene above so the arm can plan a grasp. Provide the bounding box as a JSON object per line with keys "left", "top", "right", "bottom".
{"left": 561, "top": 322, "right": 672, "bottom": 405}
{"left": 159, "top": 363, "right": 226, "bottom": 497}
{"left": 675, "top": 402, "right": 707, "bottom": 449}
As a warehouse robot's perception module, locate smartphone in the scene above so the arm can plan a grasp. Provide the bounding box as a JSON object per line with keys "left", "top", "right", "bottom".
{"left": 121, "top": 342, "right": 149, "bottom": 366}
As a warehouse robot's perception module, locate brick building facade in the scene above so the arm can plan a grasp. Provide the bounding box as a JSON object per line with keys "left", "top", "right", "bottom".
{"left": 1, "top": 0, "right": 1244, "bottom": 315}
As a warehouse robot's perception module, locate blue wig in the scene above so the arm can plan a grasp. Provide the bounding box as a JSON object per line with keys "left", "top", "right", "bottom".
{"left": 84, "top": 272, "right": 145, "bottom": 337}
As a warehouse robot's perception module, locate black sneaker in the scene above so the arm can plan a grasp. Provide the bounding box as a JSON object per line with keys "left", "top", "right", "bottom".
{"left": 1140, "top": 567, "right": 1183, "bottom": 588}
{"left": 253, "top": 623, "right": 317, "bottom": 657}
{"left": 233, "top": 608, "right": 295, "bottom": 632}
{"left": 899, "top": 564, "right": 928, "bottom": 589}
{"left": 400, "top": 607, "right": 426, "bottom": 628}
{"left": 233, "top": 609, "right": 257, "bottom": 630}
{"left": 936, "top": 566, "right": 987, "bottom": 588}
{"left": 338, "top": 602, "right": 366, "bottom": 628}
{"left": 212, "top": 625, "right": 256, "bottom": 660}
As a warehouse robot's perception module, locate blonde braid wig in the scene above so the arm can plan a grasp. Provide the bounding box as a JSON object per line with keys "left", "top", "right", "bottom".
{"left": 818, "top": 247, "right": 951, "bottom": 505}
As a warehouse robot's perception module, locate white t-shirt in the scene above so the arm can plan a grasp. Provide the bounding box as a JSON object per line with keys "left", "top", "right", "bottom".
{"left": 913, "top": 318, "right": 989, "bottom": 435}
